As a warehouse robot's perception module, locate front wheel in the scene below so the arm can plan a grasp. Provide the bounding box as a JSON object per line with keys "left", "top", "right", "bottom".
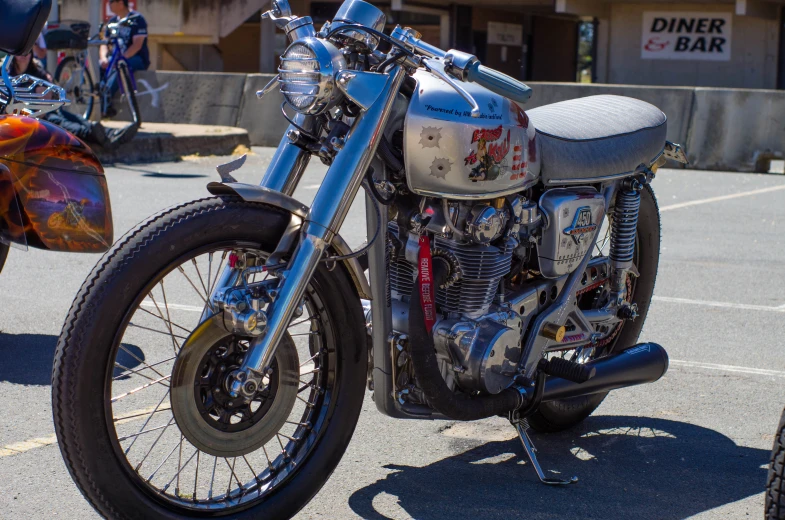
{"left": 52, "top": 197, "right": 368, "bottom": 519}
{"left": 54, "top": 56, "right": 95, "bottom": 120}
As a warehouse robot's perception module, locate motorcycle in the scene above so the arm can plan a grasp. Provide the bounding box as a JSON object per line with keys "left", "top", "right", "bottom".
{"left": 0, "top": 0, "right": 113, "bottom": 277}
{"left": 767, "top": 408, "right": 785, "bottom": 519}
{"left": 51, "top": 0, "right": 688, "bottom": 517}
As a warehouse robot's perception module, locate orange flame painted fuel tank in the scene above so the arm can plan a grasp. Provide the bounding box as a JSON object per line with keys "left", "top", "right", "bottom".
{"left": 0, "top": 115, "right": 112, "bottom": 252}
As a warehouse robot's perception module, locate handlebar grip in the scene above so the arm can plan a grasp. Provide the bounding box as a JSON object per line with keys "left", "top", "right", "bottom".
{"left": 465, "top": 63, "right": 533, "bottom": 104}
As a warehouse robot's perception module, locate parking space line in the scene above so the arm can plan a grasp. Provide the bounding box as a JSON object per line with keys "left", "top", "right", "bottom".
{"left": 2, "top": 357, "right": 781, "bottom": 460}
{"left": 670, "top": 359, "right": 785, "bottom": 378}
{"left": 652, "top": 295, "right": 785, "bottom": 313}
{"left": 140, "top": 301, "right": 204, "bottom": 313}
{"left": 659, "top": 184, "right": 785, "bottom": 212}
{"left": 0, "top": 405, "right": 167, "bottom": 459}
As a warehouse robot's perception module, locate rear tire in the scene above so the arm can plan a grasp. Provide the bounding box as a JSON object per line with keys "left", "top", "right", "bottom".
{"left": 766, "top": 407, "right": 785, "bottom": 519}
{"left": 528, "top": 183, "right": 661, "bottom": 433}
{"left": 52, "top": 197, "right": 368, "bottom": 519}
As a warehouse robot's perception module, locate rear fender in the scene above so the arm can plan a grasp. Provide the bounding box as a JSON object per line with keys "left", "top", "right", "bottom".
{"left": 0, "top": 115, "right": 113, "bottom": 252}
{"left": 206, "top": 181, "right": 372, "bottom": 301}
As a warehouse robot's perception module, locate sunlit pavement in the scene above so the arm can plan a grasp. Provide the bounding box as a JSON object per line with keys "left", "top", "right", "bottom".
{"left": 0, "top": 149, "right": 783, "bottom": 519}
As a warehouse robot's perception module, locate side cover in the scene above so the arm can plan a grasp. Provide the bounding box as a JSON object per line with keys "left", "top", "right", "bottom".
{"left": 0, "top": 115, "right": 113, "bottom": 252}
{"left": 404, "top": 63, "right": 540, "bottom": 199}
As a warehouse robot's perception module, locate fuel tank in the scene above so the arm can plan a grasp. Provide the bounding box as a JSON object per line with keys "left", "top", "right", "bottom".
{"left": 0, "top": 115, "right": 112, "bottom": 252}
{"left": 404, "top": 64, "right": 540, "bottom": 199}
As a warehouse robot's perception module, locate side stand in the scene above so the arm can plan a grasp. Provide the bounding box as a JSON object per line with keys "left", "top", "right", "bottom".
{"left": 511, "top": 416, "right": 578, "bottom": 486}
{"left": 509, "top": 360, "right": 578, "bottom": 486}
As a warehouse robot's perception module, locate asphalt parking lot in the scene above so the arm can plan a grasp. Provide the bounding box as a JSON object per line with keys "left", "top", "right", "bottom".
{"left": 0, "top": 148, "right": 784, "bottom": 519}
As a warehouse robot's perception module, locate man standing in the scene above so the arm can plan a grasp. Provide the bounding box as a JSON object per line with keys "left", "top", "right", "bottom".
{"left": 99, "top": 0, "right": 149, "bottom": 117}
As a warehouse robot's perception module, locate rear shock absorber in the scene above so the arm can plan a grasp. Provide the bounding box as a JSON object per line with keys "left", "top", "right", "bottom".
{"left": 609, "top": 179, "right": 642, "bottom": 300}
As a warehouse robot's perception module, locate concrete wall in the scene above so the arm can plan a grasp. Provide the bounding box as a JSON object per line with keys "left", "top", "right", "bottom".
{"left": 607, "top": 4, "right": 780, "bottom": 89}
{"left": 116, "top": 71, "right": 785, "bottom": 172}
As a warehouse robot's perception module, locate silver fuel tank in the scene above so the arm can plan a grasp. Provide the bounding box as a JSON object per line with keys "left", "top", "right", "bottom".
{"left": 403, "top": 64, "right": 540, "bottom": 200}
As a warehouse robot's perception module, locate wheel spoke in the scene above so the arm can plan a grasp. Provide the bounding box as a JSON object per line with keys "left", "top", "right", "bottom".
{"left": 118, "top": 422, "right": 170, "bottom": 442}
{"left": 122, "top": 390, "right": 171, "bottom": 454}
{"left": 112, "top": 375, "right": 171, "bottom": 403}
{"left": 178, "top": 265, "right": 208, "bottom": 305}
{"left": 147, "top": 436, "right": 183, "bottom": 483}
{"left": 208, "top": 456, "right": 218, "bottom": 500}
{"left": 137, "top": 306, "right": 193, "bottom": 334}
{"left": 159, "top": 281, "right": 180, "bottom": 354}
{"left": 128, "top": 321, "right": 188, "bottom": 342}
{"left": 113, "top": 356, "right": 176, "bottom": 381}
{"left": 134, "top": 417, "right": 176, "bottom": 471}
{"left": 193, "top": 450, "right": 201, "bottom": 501}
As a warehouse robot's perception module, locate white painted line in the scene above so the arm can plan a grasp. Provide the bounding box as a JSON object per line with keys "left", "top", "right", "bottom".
{"left": 140, "top": 300, "right": 204, "bottom": 313}
{"left": 670, "top": 359, "right": 785, "bottom": 378}
{"left": 0, "top": 405, "right": 168, "bottom": 459}
{"left": 659, "top": 184, "right": 785, "bottom": 212}
{"left": 652, "top": 295, "right": 785, "bottom": 313}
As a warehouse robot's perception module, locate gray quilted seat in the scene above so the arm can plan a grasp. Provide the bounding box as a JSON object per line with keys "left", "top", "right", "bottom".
{"left": 527, "top": 95, "right": 667, "bottom": 184}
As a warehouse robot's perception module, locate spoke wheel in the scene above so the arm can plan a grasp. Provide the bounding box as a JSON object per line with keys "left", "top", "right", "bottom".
{"left": 53, "top": 198, "right": 367, "bottom": 519}
{"left": 107, "top": 245, "right": 334, "bottom": 510}
{"left": 54, "top": 56, "right": 95, "bottom": 120}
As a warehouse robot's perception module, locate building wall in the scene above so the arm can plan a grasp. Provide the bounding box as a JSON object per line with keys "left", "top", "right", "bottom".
{"left": 607, "top": 3, "right": 779, "bottom": 88}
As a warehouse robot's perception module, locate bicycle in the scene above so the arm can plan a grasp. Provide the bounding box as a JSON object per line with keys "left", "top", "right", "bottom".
{"left": 47, "top": 16, "right": 141, "bottom": 124}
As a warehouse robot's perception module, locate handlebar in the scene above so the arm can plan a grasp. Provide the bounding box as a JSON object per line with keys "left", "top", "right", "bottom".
{"left": 465, "top": 63, "right": 532, "bottom": 104}
{"left": 389, "top": 26, "right": 532, "bottom": 105}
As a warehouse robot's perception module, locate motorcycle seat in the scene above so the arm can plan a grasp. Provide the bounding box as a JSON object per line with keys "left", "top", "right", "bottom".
{"left": 527, "top": 95, "right": 667, "bottom": 185}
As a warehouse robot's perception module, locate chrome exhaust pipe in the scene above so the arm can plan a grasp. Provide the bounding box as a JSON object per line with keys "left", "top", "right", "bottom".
{"left": 541, "top": 343, "right": 669, "bottom": 402}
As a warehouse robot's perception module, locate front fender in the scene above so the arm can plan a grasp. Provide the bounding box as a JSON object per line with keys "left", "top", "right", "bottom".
{"left": 206, "top": 181, "right": 372, "bottom": 300}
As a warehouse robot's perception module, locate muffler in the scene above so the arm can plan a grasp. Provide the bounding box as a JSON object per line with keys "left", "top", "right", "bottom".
{"left": 541, "top": 343, "right": 669, "bottom": 402}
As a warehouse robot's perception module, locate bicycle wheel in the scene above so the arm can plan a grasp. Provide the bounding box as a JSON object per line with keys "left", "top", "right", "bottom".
{"left": 55, "top": 56, "right": 95, "bottom": 120}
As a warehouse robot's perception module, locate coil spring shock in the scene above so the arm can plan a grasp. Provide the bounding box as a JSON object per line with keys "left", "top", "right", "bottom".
{"left": 609, "top": 184, "right": 641, "bottom": 294}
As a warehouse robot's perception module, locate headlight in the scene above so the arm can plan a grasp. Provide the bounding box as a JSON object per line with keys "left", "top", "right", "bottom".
{"left": 279, "top": 38, "right": 346, "bottom": 115}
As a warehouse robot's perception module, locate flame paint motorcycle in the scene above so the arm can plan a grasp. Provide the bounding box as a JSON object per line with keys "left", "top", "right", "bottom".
{"left": 0, "top": 0, "right": 112, "bottom": 278}
{"left": 52, "top": 0, "right": 688, "bottom": 517}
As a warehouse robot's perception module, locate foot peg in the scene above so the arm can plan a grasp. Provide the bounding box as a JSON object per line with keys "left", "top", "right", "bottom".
{"left": 511, "top": 417, "right": 578, "bottom": 486}
{"left": 542, "top": 357, "right": 596, "bottom": 384}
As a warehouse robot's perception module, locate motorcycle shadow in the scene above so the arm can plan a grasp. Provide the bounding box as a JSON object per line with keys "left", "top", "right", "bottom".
{"left": 348, "top": 415, "right": 767, "bottom": 520}
{"left": 0, "top": 333, "right": 144, "bottom": 386}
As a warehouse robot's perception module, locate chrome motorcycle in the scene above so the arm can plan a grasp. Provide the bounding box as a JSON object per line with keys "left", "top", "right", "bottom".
{"left": 52, "top": 0, "right": 688, "bottom": 517}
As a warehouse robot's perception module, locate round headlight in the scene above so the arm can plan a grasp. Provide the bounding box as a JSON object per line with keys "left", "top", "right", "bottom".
{"left": 278, "top": 38, "right": 346, "bottom": 115}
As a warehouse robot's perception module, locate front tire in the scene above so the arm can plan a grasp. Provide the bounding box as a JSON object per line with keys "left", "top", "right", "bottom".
{"left": 52, "top": 197, "right": 368, "bottom": 519}
{"left": 528, "top": 183, "right": 661, "bottom": 433}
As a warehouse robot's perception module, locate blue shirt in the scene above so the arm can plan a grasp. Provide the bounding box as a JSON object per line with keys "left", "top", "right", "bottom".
{"left": 108, "top": 11, "right": 150, "bottom": 69}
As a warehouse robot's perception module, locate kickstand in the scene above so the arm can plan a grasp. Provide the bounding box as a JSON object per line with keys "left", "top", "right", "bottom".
{"left": 511, "top": 417, "right": 577, "bottom": 486}
{"left": 509, "top": 361, "right": 578, "bottom": 485}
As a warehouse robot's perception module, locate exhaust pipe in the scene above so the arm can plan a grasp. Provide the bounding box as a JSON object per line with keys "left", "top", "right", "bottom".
{"left": 541, "top": 343, "right": 669, "bottom": 402}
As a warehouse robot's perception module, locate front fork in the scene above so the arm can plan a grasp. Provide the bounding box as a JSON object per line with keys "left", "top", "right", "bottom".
{"left": 217, "top": 66, "right": 407, "bottom": 398}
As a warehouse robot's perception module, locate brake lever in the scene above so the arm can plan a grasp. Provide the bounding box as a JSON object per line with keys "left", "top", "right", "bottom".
{"left": 422, "top": 58, "right": 480, "bottom": 118}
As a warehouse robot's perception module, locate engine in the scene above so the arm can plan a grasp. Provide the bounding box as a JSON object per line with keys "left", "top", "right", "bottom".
{"left": 386, "top": 188, "right": 605, "bottom": 398}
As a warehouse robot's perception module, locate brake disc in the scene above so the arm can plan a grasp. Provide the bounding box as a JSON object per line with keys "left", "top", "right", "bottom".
{"left": 170, "top": 314, "right": 299, "bottom": 458}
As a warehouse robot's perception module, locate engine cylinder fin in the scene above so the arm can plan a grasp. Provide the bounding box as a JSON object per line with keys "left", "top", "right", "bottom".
{"left": 387, "top": 222, "right": 513, "bottom": 316}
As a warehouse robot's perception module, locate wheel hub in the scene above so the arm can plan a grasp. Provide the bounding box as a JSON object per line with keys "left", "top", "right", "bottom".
{"left": 170, "top": 315, "right": 299, "bottom": 457}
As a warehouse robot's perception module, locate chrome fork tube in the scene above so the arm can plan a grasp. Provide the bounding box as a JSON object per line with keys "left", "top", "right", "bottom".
{"left": 230, "top": 66, "right": 407, "bottom": 397}
{"left": 260, "top": 113, "right": 316, "bottom": 195}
